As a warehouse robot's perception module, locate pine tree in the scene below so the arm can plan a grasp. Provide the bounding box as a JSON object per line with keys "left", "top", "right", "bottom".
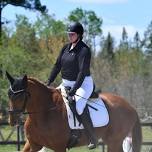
{"left": 119, "top": 27, "right": 129, "bottom": 51}
{"left": 101, "top": 32, "right": 115, "bottom": 62}
{"left": 132, "top": 31, "right": 142, "bottom": 51}
{"left": 143, "top": 21, "right": 152, "bottom": 58}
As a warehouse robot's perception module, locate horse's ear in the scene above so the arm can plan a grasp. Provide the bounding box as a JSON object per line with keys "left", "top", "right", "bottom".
{"left": 6, "top": 71, "right": 14, "bottom": 85}
{"left": 22, "top": 75, "right": 28, "bottom": 88}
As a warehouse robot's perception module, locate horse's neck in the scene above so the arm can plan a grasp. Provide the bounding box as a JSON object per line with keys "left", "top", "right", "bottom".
{"left": 27, "top": 81, "right": 64, "bottom": 122}
{"left": 26, "top": 81, "right": 51, "bottom": 117}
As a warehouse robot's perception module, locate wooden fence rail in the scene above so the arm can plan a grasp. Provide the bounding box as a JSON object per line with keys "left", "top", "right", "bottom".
{"left": 0, "top": 122, "right": 152, "bottom": 151}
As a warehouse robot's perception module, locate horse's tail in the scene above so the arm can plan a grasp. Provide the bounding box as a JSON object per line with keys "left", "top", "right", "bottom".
{"left": 132, "top": 113, "right": 142, "bottom": 152}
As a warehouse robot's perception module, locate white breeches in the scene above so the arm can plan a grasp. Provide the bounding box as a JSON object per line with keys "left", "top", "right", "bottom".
{"left": 59, "top": 76, "right": 94, "bottom": 115}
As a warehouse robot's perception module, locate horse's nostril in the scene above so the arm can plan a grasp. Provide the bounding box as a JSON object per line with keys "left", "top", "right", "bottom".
{"left": 9, "top": 119, "right": 16, "bottom": 126}
{"left": 9, "top": 114, "right": 21, "bottom": 126}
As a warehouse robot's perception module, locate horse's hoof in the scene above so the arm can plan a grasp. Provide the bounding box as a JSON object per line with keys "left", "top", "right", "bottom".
{"left": 88, "top": 143, "right": 96, "bottom": 150}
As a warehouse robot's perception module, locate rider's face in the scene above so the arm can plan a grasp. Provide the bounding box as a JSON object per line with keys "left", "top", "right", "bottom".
{"left": 67, "top": 32, "right": 78, "bottom": 43}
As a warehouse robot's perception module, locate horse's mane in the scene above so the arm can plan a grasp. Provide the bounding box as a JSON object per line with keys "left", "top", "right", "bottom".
{"left": 28, "top": 77, "right": 46, "bottom": 87}
{"left": 28, "top": 77, "right": 57, "bottom": 92}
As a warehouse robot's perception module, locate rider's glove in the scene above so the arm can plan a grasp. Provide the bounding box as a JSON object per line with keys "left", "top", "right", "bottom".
{"left": 68, "top": 88, "right": 76, "bottom": 96}
{"left": 47, "top": 79, "right": 52, "bottom": 86}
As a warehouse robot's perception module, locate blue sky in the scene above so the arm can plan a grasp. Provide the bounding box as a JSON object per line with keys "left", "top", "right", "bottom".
{"left": 2, "top": 0, "right": 152, "bottom": 42}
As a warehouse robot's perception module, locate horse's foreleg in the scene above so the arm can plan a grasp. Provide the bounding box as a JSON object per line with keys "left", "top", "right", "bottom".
{"left": 38, "top": 147, "right": 48, "bottom": 152}
{"left": 22, "top": 140, "right": 30, "bottom": 152}
{"left": 29, "top": 144, "right": 43, "bottom": 152}
{"left": 23, "top": 140, "right": 42, "bottom": 152}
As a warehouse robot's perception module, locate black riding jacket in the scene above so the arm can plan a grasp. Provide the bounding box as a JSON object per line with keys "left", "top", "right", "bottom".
{"left": 48, "top": 40, "right": 91, "bottom": 91}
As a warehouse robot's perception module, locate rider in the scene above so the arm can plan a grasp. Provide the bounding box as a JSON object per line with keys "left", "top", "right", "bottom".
{"left": 47, "top": 22, "right": 98, "bottom": 149}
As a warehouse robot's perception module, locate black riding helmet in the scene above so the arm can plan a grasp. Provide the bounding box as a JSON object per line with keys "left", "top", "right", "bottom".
{"left": 67, "top": 22, "right": 84, "bottom": 36}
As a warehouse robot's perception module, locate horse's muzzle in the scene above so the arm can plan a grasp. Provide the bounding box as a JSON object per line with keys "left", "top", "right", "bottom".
{"left": 8, "top": 113, "right": 21, "bottom": 126}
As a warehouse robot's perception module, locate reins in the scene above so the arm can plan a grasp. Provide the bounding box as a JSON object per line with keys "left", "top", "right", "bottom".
{"left": 8, "top": 86, "right": 58, "bottom": 115}
{"left": 74, "top": 93, "right": 106, "bottom": 108}
{"left": 22, "top": 106, "right": 58, "bottom": 115}
{"left": 8, "top": 85, "right": 105, "bottom": 115}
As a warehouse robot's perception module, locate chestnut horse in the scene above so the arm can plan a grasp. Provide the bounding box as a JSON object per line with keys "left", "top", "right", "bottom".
{"left": 6, "top": 72, "right": 142, "bottom": 152}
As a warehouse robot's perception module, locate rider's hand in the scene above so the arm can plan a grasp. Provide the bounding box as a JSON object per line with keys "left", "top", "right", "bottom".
{"left": 68, "top": 88, "right": 76, "bottom": 96}
{"left": 47, "top": 79, "right": 51, "bottom": 86}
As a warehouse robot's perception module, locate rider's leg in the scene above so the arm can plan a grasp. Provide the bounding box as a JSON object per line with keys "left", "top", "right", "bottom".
{"left": 79, "top": 106, "right": 98, "bottom": 149}
{"left": 75, "top": 76, "right": 97, "bottom": 149}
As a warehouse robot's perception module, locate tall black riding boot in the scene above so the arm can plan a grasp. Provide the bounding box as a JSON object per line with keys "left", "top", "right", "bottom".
{"left": 80, "top": 106, "right": 98, "bottom": 150}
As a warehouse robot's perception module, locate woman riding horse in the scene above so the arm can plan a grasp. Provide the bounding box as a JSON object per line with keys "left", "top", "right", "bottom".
{"left": 47, "top": 22, "right": 97, "bottom": 149}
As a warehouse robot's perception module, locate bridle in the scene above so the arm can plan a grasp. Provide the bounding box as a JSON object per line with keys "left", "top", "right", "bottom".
{"left": 8, "top": 86, "right": 31, "bottom": 115}
{"left": 8, "top": 86, "right": 57, "bottom": 115}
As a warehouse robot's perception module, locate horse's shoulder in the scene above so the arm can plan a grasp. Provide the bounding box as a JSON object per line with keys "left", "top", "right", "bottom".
{"left": 47, "top": 87, "right": 61, "bottom": 94}
{"left": 48, "top": 88, "right": 63, "bottom": 102}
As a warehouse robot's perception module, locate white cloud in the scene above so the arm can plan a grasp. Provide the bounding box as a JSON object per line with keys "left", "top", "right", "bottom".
{"left": 66, "top": 0, "right": 127, "bottom": 4}
{"left": 103, "top": 24, "right": 144, "bottom": 44}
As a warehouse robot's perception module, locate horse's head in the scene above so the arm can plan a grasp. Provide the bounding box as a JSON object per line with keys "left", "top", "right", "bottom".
{"left": 6, "top": 71, "right": 29, "bottom": 126}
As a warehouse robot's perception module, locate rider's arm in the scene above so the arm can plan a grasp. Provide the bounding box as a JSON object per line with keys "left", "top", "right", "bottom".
{"left": 47, "top": 45, "right": 67, "bottom": 85}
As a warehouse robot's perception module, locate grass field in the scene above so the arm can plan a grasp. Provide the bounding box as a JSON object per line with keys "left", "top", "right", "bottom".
{"left": 0, "top": 145, "right": 152, "bottom": 152}
{"left": 0, "top": 145, "right": 102, "bottom": 152}
{"left": 0, "top": 126, "right": 152, "bottom": 152}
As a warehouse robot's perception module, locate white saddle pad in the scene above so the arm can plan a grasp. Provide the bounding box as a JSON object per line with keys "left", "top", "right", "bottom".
{"left": 60, "top": 87, "right": 109, "bottom": 129}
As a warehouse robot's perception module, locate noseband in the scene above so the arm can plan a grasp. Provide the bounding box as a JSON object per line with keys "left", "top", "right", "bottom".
{"left": 8, "top": 86, "right": 30, "bottom": 115}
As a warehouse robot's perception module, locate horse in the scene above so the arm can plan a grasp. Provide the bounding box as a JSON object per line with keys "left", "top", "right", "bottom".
{"left": 6, "top": 72, "right": 142, "bottom": 152}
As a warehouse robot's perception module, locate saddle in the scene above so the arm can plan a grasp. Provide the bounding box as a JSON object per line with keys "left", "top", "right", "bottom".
{"left": 64, "top": 85, "right": 101, "bottom": 124}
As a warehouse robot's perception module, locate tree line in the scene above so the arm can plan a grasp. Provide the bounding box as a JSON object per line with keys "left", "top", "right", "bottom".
{"left": 0, "top": 7, "right": 152, "bottom": 121}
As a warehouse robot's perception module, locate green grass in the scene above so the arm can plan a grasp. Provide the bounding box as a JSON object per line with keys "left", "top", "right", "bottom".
{"left": 0, "top": 145, "right": 19, "bottom": 152}
{"left": 0, "top": 145, "right": 152, "bottom": 152}
{"left": 142, "top": 126, "right": 152, "bottom": 141}
{"left": 0, "top": 125, "right": 17, "bottom": 141}
{"left": 0, "top": 126, "right": 152, "bottom": 152}
{"left": 0, "top": 145, "right": 103, "bottom": 152}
